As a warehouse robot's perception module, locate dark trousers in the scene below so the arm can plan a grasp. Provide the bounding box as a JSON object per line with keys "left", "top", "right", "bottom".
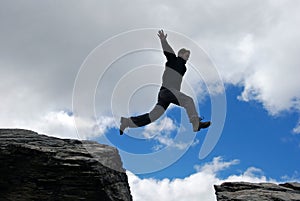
{"left": 129, "top": 88, "right": 198, "bottom": 127}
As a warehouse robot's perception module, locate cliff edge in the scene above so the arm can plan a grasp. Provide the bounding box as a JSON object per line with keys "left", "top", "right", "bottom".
{"left": 0, "top": 129, "right": 132, "bottom": 201}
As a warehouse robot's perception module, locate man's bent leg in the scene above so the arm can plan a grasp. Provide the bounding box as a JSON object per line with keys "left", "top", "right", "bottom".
{"left": 168, "top": 89, "right": 211, "bottom": 131}
{"left": 131, "top": 104, "right": 166, "bottom": 127}
{"left": 169, "top": 89, "right": 199, "bottom": 121}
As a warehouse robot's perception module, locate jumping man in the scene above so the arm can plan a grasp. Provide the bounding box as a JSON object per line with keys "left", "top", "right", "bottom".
{"left": 119, "top": 30, "right": 211, "bottom": 135}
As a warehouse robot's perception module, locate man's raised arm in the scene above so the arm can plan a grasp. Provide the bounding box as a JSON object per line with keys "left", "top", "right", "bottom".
{"left": 157, "top": 30, "right": 175, "bottom": 55}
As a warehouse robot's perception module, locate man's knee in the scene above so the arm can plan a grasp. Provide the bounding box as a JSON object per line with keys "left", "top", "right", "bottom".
{"left": 179, "top": 94, "right": 194, "bottom": 106}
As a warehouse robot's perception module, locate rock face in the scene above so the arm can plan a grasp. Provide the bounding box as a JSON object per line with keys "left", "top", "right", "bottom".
{"left": 0, "top": 129, "right": 132, "bottom": 201}
{"left": 215, "top": 182, "right": 300, "bottom": 201}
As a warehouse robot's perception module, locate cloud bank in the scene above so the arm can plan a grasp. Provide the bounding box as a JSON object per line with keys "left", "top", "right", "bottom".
{"left": 1, "top": 0, "right": 299, "bottom": 135}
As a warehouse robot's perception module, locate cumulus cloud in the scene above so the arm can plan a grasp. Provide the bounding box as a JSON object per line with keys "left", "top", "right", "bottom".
{"left": 143, "top": 117, "right": 177, "bottom": 139}
{"left": 4, "top": 109, "right": 117, "bottom": 139}
{"left": 38, "top": 110, "right": 77, "bottom": 138}
{"left": 194, "top": 156, "right": 239, "bottom": 174}
{"left": 143, "top": 117, "right": 178, "bottom": 150}
{"left": 293, "top": 120, "right": 300, "bottom": 134}
{"left": 207, "top": 1, "right": 300, "bottom": 117}
{"left": 142, "top": 117, "right": 199, "bottom": 151}
{"left": 281, "top": 171, "right": 300, "bottom": 182}
{"left": 128, "top": 156, "right": 273, "bottom": 201}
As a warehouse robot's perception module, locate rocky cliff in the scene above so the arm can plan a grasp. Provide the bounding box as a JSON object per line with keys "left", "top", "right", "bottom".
{"left": 215, "top": 182, "right": 300, "bottom": 201}
{"left": 0, "top": 129, "right": 132, "bottom": 201}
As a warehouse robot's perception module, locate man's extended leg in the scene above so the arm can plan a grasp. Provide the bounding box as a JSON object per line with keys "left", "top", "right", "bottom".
{"left": 120, "top": 104, "right": 167, "bottom": 135}
{"left": 129, "top": 105, "right": 166, "bottom": 127}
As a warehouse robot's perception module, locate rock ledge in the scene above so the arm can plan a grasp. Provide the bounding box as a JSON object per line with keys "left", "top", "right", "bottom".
{"left": 214, "top": 181, "right": 300, "bottom": 201}
{"left": 0, "top": 129, "right": 132, "bottom": 201}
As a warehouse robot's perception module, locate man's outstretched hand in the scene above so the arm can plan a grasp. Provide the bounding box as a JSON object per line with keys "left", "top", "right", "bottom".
{"left": 157, "top": 29, "right": 167, "bottom": 40}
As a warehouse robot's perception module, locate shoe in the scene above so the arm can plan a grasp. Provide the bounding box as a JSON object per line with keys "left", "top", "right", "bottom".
{"left": 119, "top": 117, "right": 129, "bottom": 135}
{"left": 192, "top": 117, "right": 211, "bottom": 132}
{"left": 197, "top": 121, "right": 211, "bottom": 131}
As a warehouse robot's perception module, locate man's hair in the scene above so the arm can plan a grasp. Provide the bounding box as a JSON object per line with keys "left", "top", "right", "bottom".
{"left": 178, "top": 48, "right": 190, "bottom": 56}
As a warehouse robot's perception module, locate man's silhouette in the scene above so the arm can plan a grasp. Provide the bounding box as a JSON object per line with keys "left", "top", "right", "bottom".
{"left": 120, "top": 30, "right": 211, "bottom": 135}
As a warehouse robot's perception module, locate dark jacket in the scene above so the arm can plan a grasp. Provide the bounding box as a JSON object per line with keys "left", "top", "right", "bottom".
{"left": 160, "top": 40, "right": 187, "bottom": 91}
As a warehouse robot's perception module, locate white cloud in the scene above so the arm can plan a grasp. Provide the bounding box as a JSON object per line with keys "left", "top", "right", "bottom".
{"left": 143, "top": 117, "right": 196, "bottom": 151}
{"left": 293, "top": 120, "right": 300, "bottom": 134}
{"left": 236, "top": 34, "right": 255, "bottom": 64}
{"left": 281, "top": 171, "right": 300, "bottom": 182}
{"left": 39, "top": 110, "right": 78, "bottom": 138}
{"left": 128, "top": 156, "right": 272, "bottom": 201}
{"left": 194, "top": 156, "right": 239, "bottom": 175}
{"left": 225, "top": 167, "right": 270, "bottom": 183}
{"left": 70, "top": 114, "right": 116, "bottom": 139}
{"left": 2, "top": 108, "right": 116, "bottom": 139}
{"left": 219, "top": 24, "right": 300, "bottom": 117}
{"left": 143, "top": 117, "right": 177, "bottom": 139}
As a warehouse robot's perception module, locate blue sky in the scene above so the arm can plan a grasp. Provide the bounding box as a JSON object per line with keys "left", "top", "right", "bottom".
{"left": 98, "top": 84, "right": 300, "bottom": 181}
{"left": 1, "top": 1, "right": 300, "bottom": 200}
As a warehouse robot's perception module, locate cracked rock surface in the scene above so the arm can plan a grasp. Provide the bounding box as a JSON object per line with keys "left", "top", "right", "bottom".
{"left": 0, "top": 129, "right": 132, "bottom": 201}
{"left": 214, "top": 181, "right": 300, "bottom": 201}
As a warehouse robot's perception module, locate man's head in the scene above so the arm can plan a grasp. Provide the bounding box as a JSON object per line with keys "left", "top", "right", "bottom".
{"left": 178, "top": 48, "right": 190, "bottom": 61}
